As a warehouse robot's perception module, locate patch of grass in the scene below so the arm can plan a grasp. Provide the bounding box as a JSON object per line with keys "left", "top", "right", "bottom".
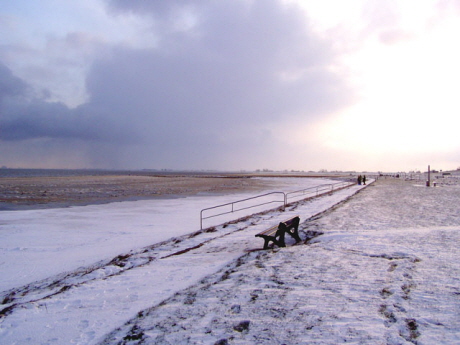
{"left": 123, "top": 325, "right": 145, "bottom": 343}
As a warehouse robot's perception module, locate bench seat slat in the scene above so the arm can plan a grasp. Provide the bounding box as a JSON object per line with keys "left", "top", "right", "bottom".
{"left": 257, "top": 226, "right": 279, "bottom": 236}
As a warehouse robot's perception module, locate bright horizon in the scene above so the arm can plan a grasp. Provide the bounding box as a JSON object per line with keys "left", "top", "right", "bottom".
{"left": 1, "top": 0, "right": 459, "bottom": 172}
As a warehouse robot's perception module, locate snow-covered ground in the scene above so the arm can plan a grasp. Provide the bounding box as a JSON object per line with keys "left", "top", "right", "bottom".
{"left": 2, "top": 177, "right": 460, "bottom": 344}
{"left": 0, "top": 177, "right": 357, "bottom": 344}
{"left": 0, "top": 177, "right": 342, "bottom": 293}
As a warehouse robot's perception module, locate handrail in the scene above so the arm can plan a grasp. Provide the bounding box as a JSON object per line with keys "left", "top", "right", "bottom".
{"left": 285, "top": 183, "right": 331, "bottom": 202}
{"left": 200, "top": 180, "right": 356, "bottom": 229}
{"left": 200, "top": 191, "right": 286, "bottom": 229}
{"left": 285, "top": 181, "right": 353, "bottom": 203}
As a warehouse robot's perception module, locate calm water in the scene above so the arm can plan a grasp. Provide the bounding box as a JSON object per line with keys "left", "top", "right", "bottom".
{"left": 0, "top": 168, "right": 232, "bottom": 211}
{"left": 0, "top": 168, "right": 144, "bottom": 178}
{"left": 0, "top": 168, "right": 231, "bottom": 178}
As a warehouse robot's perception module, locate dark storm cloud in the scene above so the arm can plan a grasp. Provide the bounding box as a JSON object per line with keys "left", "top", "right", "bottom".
{"left": 1, "top": 0, "right": 354, "bottom": 169}
{"left": 0, "top": 63, "right": 27, "bottom": 100}
{"left": 86, "top": 0, "right": 352, "bottom": 166}
{"left": 0, "top": 62, "right": 110, "bottom": 142}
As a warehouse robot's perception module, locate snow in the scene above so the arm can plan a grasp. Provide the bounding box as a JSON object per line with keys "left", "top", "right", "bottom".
{"left": 1, "top": 177, "right": 460, "bottom": 344}
{"left": 0, "top": 177, "right": 338, "bottom": 292}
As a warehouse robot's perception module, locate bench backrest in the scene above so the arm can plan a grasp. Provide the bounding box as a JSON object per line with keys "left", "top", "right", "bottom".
{"left": 280, "top": 216, "right": 300, "bottom": 230}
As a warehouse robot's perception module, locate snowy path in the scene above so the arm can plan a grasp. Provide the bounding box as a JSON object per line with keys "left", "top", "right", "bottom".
{"left": 99, "top": 179, "right": 460, "bottom": 345}
{"left": 104, "top": 228, "right": 460, "bottom": 345}
{"left": 0, "top": 178, "right": 365, "bottom": 344}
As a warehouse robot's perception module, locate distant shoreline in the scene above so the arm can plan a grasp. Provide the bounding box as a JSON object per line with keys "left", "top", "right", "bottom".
{"left": 0, "top": 167, "right": 359, "bottom": 178}
{"left": 0, "top": 169, "right": 359, "bottom": 211}
{"left": 0, "top": 173, "right": 337, "bottom": 211}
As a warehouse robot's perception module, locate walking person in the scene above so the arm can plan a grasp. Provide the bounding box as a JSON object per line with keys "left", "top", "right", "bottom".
{"left": 357, "top": 175, "right": 362, "bottom": 185}
{"left": 363, "top": 175, "right": 366, "bottom": 185}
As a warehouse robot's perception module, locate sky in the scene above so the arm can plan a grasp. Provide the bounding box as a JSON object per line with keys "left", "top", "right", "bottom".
{"left": 1, "top": 0, "right": 459, "bottom": 172}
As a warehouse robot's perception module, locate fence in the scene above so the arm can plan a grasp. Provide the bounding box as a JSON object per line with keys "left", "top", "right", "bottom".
{"left": 200, "top": 191, "right": 285, "bottom": 230}
{"left": 285, "top": 180, "right": 353, "bottom": 204}
{"left": 199, "top": 180, "right": 355, "bottom": 229}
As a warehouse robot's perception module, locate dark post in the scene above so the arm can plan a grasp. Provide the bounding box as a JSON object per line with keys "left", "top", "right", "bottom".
{"left": 426, "top": 165, "right": 430, "bottom": 187}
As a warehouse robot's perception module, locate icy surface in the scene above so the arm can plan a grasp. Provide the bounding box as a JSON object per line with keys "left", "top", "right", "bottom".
{"left": 2, "top": 177, "right": 460, "bottom": 344}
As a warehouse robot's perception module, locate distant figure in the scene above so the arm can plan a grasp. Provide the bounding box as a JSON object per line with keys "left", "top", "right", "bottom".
{"left": 357, "top": 175, "right": 362, "bottom": 185}
{"left": 363, "top": 175, "right": 366, "bottom": 185}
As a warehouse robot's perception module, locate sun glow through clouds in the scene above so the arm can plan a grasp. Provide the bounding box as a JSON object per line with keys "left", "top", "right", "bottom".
{"left": 297, "top": 0, "right": 460, "bottom": 170}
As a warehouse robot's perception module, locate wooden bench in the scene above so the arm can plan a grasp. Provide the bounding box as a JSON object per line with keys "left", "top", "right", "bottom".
{"left": 255, "top": 216, "right": 301, "bottom": 249}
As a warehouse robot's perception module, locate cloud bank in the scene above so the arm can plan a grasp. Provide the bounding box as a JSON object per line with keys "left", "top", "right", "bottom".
{"left": 0, "top": 0, "right": 352, "bottom": 170}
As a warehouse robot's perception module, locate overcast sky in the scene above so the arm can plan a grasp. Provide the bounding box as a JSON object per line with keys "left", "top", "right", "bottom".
{"left": 1, "top": 0, "right": 459, "bottom": 172}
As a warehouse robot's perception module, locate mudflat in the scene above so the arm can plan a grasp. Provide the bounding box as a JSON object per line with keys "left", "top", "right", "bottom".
{"left": 0, "top": 174, "right": 272, "bottom": 209}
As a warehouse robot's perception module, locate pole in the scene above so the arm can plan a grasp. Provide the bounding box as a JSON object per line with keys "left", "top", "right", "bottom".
{"left": 426, "top": 165, "right": 430, "bottom": 187}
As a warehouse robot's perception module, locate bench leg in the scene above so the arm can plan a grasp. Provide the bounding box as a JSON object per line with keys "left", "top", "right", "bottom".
{"left": 277, "top": 229, "right": 286, "bottom": 247}
{"left": 280, "top": 217, "right": 301, "bottom": 243}
{"left": 288, "top": 229, "right": 302, "bottom": 243}
{"left": 256, "top": 235, "right": 285, "bottom": 249}
{"left": 263, "top": 238, "right": 271, "bottom": 250}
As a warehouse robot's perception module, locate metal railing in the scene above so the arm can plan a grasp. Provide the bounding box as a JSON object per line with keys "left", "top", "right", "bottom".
{"left": 199, "top": 180, "right": 357, "bottom": 229}
{"left": 200, "top": 191, "right": 286, "bottom": 230}
{"left": 285, "top": 181, "right": 353, "bottom": 204}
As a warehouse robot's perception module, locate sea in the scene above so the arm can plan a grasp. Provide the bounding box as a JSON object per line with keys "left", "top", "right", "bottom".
{"left": 0, "top": 168, "right": 223, "bottom": 178}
